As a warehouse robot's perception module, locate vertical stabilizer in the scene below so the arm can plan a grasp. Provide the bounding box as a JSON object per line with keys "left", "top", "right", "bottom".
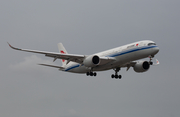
{"left": 58, "top": 43, "right": 68, "bottom": 66}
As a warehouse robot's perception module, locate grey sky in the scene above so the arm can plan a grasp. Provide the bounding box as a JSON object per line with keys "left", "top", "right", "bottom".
{"left": 1, "top": 0, "right": 180, "bottom": 117}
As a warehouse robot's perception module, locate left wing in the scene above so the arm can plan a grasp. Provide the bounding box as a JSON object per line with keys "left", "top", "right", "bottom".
{"left": 8, "top": 42, "right": 85, "bottom": 64}
{"left": 8, "top": 43, "right": 115, "bottom": 65}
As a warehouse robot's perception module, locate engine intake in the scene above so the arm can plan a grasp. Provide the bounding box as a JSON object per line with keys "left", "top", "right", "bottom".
{"left": 92, "top": 55, "right": 99, "bottom": 64}
{"left": 133, "top": 61, "right": 150, "bottom": 73}
{"left": 83, "top": 55, "right": 100, "bottom": 67}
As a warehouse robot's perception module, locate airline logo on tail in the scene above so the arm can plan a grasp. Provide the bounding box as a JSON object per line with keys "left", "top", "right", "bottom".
{"left": 60, "top": 50, "right": 66, "bottom": 62}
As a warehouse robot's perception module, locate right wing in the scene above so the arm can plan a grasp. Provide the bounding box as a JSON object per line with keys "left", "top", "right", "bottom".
{"left": 121, "top": 59, "right": 160, "bottom": 71}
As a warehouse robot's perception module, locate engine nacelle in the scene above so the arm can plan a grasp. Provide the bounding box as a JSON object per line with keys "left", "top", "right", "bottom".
{"left": 133, "top": 61, "right": 150, "bottom": 73}
{"left": 83, "top": 55, "right": 100, "bottom": 67}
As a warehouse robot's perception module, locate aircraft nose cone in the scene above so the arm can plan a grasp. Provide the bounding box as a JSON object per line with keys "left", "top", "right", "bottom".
{"left": 154, "top": 47, "right": 159, "bottom": 54}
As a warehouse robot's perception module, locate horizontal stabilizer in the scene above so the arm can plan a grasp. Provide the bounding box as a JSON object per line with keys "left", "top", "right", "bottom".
{"left": 38, "top": 63, "right": 65, "bottom": 70}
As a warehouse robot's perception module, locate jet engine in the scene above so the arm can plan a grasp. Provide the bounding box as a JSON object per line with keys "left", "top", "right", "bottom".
{"left": 83, "top": 55, "right": 100, "bottom": 67}
{"left": 133, "top": 61, "right": 150, "bottom": 73}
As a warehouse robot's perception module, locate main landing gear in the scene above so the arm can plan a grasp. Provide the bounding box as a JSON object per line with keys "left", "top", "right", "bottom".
{"left": 111, "top": 67, "right": 122, "bottom": 79}
{"left": 86, "top": 72, "right": 97, "bottom": 76}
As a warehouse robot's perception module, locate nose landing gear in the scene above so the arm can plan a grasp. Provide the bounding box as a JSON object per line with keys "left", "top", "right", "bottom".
{"left": 149, "top": 55, "right": 160, "bottom": 66}
{"left": 149, "top": 55, "right": 154, "bottom": 65}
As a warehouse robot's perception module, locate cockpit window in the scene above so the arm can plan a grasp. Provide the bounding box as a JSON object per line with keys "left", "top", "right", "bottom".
{"left": 148, "top": 43, "right": 156, "bottom": 46}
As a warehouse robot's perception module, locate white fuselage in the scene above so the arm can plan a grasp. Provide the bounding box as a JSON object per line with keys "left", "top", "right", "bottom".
{"left": 62, "top": 40, "right": 159, "bottom": 73}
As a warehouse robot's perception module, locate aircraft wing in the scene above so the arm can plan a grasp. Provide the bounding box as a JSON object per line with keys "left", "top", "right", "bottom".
{"left": 121, "top": 59, "right": 160, "bottom": 71}
{"left": 8, "top": 43, "right": 115, "bottom": 65}
{"left": 121, "top": 61, "right": 136, "bottom": 71}
{"left": 8, "top": 43, "right": 85, "bottom": 64}
{"left": 38, "top": 63, "right": 65, "bottom": 70}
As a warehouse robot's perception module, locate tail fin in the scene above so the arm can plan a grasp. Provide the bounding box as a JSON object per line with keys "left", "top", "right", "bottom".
{"left": 58, "top": 43, "right": 68, "bottom": 66}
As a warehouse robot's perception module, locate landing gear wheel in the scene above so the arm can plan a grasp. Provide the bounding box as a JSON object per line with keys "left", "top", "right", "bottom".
{"left": 149, "top": 55, "right": 154, "bottom": 65}
{"left": 93, "top": 72, "right": 97, "bottom": 76}
{"left": 86, "top": 72, "right": 89, "bottom": 76}
{"left": 86, "top": 72, "right": 97, "bottom": 77}
{"left": 111, "top": 67, "right": 122, "bottom": 79}
{"left": 90, "top": 72, "right": 93, "bottom": 76}
{"left": 149, "top": 61, "right": 153, "bottom": 65}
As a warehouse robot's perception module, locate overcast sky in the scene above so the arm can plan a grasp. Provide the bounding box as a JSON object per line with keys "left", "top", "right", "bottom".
{"left": 1, "top": 0, "right": 180, "bottom": 117}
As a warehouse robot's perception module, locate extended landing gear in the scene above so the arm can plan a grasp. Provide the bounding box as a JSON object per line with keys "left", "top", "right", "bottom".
{"left": 111, "top": 74, "right": 122, "bottom": 79}
{"left": 111, "top": 67, "right": 122, "bottom": 79}
{"left": 86, "top": 72, "right": 97, "bottom": 76}
{"left": 149, "top": 55, "right": 154, "bottom": 65}
{"left": 148, "top": 55, "right": 160, "bottom": 65}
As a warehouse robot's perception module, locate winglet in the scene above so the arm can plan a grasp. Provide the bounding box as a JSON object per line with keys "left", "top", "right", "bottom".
{"left": 7, "top": 42, "right": 12, "bottom": 48}
{"left": 155, "top": 59, "right": 160, "bottom": 65}
{"left": 7, "top": 42, "right": 21, "bottom": 50}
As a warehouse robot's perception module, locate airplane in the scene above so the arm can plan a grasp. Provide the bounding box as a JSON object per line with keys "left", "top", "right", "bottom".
{"left": 8, "top": 40, "right": 159, "bottom": 79}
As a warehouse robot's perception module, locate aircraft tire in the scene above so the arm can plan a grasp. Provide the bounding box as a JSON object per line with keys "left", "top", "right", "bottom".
{"left": 111, "top": 74, "right": 114, "bottom": 78}
{"left": 150, "top": 61, "right": 153, "bottom": 65}
{"left": 90, "top": 72, "right": 93, "bottom": 76}
{"left": 86, "top": 72, "right": 89, "bottom": 76}
{"left": 115, "top": 75, "right": 118, "bottom": 79}
{"left": 93, "top": 72, "right": 97, "bottom": 76}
